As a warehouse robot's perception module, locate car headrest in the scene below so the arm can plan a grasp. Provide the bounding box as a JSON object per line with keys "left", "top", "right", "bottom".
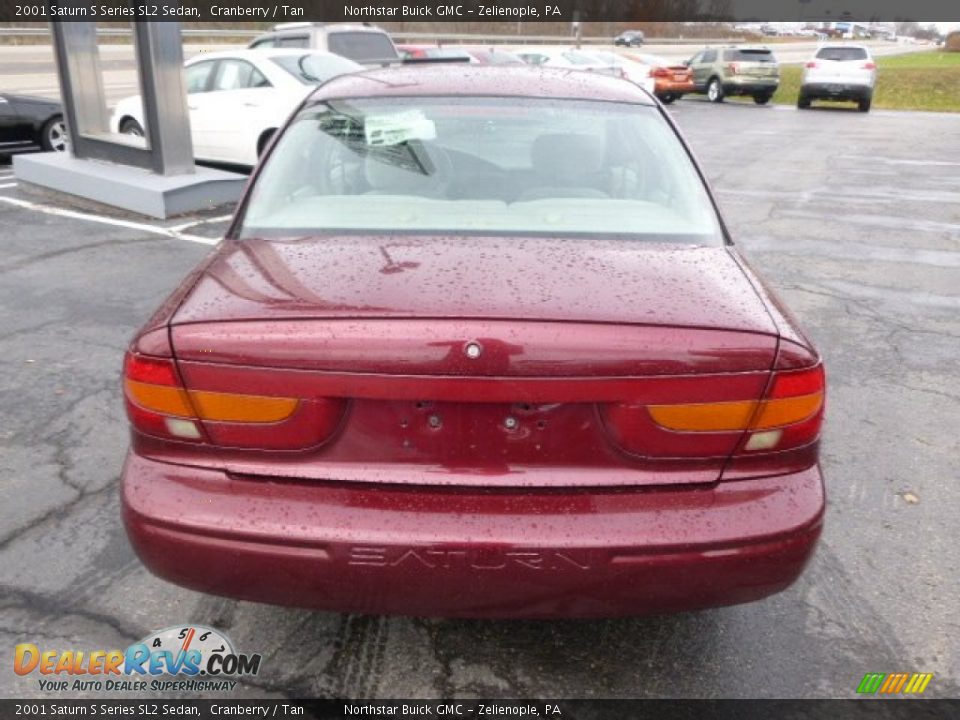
{"left": 531, "top": 133, "right": 605, "bottom": 181}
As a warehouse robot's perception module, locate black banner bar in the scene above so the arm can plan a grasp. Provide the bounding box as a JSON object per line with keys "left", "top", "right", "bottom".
{"left": 1, "top": 0, "right": 960, "bottom": 22}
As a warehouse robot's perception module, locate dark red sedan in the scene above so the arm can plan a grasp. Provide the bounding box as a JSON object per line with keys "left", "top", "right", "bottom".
{"left": 121, "top": 66, "right": 825, "bottom": 618}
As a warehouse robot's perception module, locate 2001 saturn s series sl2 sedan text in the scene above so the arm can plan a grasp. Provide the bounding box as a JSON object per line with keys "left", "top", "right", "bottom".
{"left": 121, "top": 65, "right": 826, "bottom": 618}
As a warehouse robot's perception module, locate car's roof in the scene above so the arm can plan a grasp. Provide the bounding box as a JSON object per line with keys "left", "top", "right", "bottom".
{"left": 187, "top": 48, "right": 339, "bottom": 63}
{"left": 309, "top": 65, "right": 657, "bottom": 105}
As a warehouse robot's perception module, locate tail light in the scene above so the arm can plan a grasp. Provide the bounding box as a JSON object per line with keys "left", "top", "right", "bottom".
{"left": 805, "top": 61, "right": 818, "bottom": 68}
{"left": 863, "top": 61, "right": 877, "bottom": 70}
{"left": 123, "top": 351, "right": 345, "bottom": 449}
{"left": 727, "top": 62, "right": 740, "bottom": 74}
{"left": 650, "top": 66, "right": 670, "bottom": 78}
{"left": 601, "top": 364, "right": 825, "bottom": 460}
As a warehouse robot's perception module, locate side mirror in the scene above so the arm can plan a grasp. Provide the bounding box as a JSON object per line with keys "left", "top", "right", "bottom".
{"left": 683, "top": 59, "right": 691, "bottom": 67}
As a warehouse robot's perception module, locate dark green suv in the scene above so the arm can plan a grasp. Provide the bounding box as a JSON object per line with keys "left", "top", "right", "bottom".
{"left": 687, "top": 46, "right": 780, "bottom": 104}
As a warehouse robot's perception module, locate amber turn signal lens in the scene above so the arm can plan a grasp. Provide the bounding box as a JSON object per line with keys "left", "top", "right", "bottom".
{"left": 647, "top": 400, "right": 757, "bottom": 432}
{"left": 125, "top": 379, "right": 194, "bottom": 418}
{"left": 125, "top": 379, "right": 298, "bottom": 424}
{"left": 648, "top": 392, "right": 823, "bottom": 433}
{"left": 189, "top": 390, "right": 298, "bottom": 423}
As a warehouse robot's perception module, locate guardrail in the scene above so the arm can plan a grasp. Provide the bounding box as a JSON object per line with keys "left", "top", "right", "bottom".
{"left": 0, "top": 26, "right": 742, "bottom": 45}
{"left": 0, "top": 26, "right": 259, "bottom": 37}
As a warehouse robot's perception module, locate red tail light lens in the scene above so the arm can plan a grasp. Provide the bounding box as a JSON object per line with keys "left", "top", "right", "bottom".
{"left": 602, "top": 364, "right": 825, "bottom": 460}
{"left": 124, "top": 353, "right": 203, "bottom": 442}
{"left": 739, "top": 365, "right": 825, "bottom": 453}
{"left": 651, "top": 66, "right": 669, "bottom": 78}
{"left": 805, "top": 61, "right": 818, "bottom": 69}
{"left": 863, "top": 61, "right": 877, "bottom": 70}
{"left": 123, "top": 352, "right": 346, "bottom": 449}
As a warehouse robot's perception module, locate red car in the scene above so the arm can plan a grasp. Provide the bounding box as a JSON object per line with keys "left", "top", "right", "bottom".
{"left": 397, "top": 44, "right": 474, "bottom": 62}
{"left": 122, "top": 66, "right": 825, "bottom": 618}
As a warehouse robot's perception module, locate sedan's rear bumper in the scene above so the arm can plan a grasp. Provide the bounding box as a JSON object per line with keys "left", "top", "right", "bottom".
{"left": 655, "top": 78, "right": 695, "bottom": 96}
{"left": 122, "top": 452, "right": 824, "bottom": 618}
{"left": 801, "top": 82, "right": 873, "bottom": 100}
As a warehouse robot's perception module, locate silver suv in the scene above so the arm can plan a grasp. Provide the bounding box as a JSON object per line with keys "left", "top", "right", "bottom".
{"left": 799, "top": 44, "right": 877, "bottom": 112}
{"left": 688, "top": 46, "right": 780, "bottom": 104}
{"left": 248, "top": 23, "right": 399, "bottom": 66}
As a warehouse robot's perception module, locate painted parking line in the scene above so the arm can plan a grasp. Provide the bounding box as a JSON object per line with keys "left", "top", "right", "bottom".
{"left": 0, "top": 195, "right": 218, "bottom": 245}
{"left": 168, "top": 214, "right": 234, "bottom": 232}
{"left": 0, "top": 182, "right": 18, "bottom": 189}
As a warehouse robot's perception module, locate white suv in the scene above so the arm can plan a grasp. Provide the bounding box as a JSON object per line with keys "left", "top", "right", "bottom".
{"left": 798, "top": 44, "right": 877, "bottom": 112}
{"left": 248, "top": 23, "right": 399, "bottom": 66}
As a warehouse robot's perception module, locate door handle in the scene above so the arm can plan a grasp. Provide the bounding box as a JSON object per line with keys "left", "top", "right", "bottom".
{"left": 243, "top": 102, "right": 261, "bottom": 108}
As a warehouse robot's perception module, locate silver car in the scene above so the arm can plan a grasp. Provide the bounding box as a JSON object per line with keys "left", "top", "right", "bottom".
{"left": 248, "top": 22, "right": 399, "bottom": 66}
{"left": 799, "top": 44, "right": 877, "bottom": 112}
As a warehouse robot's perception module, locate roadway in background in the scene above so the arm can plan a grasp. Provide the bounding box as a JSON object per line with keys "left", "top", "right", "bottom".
{"left": 0, "top": 39, "right": 923, "bottom": 105}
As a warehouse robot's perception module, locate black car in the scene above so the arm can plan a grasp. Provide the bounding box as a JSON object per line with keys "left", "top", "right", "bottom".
{"left": 614, "top": 30, "right": 645, "bottom": 47}
{"left": 0, "top": 93, "right": 68, "bottom": 154}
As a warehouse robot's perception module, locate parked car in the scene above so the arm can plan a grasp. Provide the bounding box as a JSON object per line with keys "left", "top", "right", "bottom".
{"left": 587, "top": 51, "right": 657, "bottom": 94}
{"left": 121, "top": 65, "right": 826, "bottom": 619}
{"left": 514, "top": 48, "right": 623, "bottom": 78}
{"left": 614, "top": 30, "right": 645, "bottom": 47}
{"left": 247, "top": 22, "right": 399, "bottom": 66}
{"left": 625, "top": 52, "right": 694, "bottom": 103}
{"left": 460, "top": 47, "right": 526, "bottom": 66}
{"left": 0, "top": 93, "right": 67, "bottom": 154}
{"left": 687, "top": 46, "right": 780, "bottom": 104}
{"left": 110, "top": 50, "right": 361, "bottom": 167}
{"left": 798, "top": 44, "right": 877, "bottom": 112}
{"left": 397, "top": 45, "right": 474, "bottom": 62}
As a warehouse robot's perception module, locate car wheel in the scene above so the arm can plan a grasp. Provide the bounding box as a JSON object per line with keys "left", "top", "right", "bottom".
{"left": 707, "top": 78, "right": 724, "bottom": 103}
{"left": 41, "top": 116, "right": 69, "bottom": 152}
{"left": 753, "top": 93, "right": 772, "bottom": 105}
{"left": 797, "top": 94, "right": 811, "bottom": 109}
{"left": 659, "top": 94, "right": 676, "bottom": 105}
{"left": 120, "top": 118, "right": 145, "bottom": 137}
{"left": 858, "top": 97, "right": 872, "bottom": 113}
{"left": 257, "top": 129, "right": 277, "bottom": 158}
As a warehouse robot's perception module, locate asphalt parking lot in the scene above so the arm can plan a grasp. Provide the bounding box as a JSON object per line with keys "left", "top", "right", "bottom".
{"left": 1, "top": 99, "right": 958, "bottom": 700}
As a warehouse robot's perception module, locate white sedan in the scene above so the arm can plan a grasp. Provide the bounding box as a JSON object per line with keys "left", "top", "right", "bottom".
{"left": 110, "top": 49, "right": 361, "bottom": 166}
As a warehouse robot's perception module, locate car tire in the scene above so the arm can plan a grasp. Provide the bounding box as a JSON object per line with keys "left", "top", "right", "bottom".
{"left": 40, "top": 115, "right": 69, "bottom": 152}
{"left": 707, "top": 78, "right": 724, "bottom": 103}
{"left": 858, "top": 97, "right": 872, "bottom": 113}
{"left": 120, "top": 118, "right": 145, "bottom": 137}
{"left": 753, "top": 93, "right": 772, "bottom": 105}
{"left": 257, "top": 129, "right": 277, "bottom": 157}
{"left": 797, "top": 94, "right": 811, "bottom": 109}
{"left": 659, "top": 94, "right": 676, "bottom": 105}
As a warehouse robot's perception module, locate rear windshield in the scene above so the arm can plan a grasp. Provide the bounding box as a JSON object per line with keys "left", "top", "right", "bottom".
{"left": 240, "top": 97, "right": 723, "bottom": 245}
{"left": 727, "top": 49, "right": 775, "bottom": 62}
{"left": 269, "top": 54, "right": 362, "bottom": 84}
{"left": 815, "top": 47, "right": 869, "bottom": 61}
{"left": 327, "top": 32, "right": 399, "bottom": 62}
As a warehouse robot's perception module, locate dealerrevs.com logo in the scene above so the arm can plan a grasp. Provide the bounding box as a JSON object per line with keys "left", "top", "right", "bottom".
{"left": 14, "top": 625, "right": 261, "bottom": 693}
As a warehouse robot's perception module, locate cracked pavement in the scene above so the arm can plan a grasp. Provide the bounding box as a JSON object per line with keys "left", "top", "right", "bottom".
{"left": 0, "top": 100, "right": 958, "bottom": 700}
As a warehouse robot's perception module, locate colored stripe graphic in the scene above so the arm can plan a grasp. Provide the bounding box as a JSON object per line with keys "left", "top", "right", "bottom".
{"left": 857, "top": 673, "right": 885, "bottom": 694}
{"left": 857, "top": 672, "right": 933, "bottom": 695}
